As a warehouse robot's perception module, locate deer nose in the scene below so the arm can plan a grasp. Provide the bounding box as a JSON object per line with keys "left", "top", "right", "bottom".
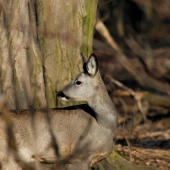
{"left": 57, "top": 91, "right": 66, "bottom": 98}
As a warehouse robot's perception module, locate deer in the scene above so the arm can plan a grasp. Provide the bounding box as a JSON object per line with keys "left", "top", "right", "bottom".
{"left": 0, "top": 53, "right": 118, "bottom": 170}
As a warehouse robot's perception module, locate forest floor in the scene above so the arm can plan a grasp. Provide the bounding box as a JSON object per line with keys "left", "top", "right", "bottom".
{"left": 115, "top": 113, "right": 170, "bottom": 169}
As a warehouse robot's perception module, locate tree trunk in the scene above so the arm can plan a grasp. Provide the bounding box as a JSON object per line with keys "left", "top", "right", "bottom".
{"left": 0, "top": 0, "right": 98, "bottom": 109}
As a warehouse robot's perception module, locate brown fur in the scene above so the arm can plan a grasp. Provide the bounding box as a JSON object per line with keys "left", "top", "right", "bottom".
{"left": 0, "top": 54, "right": 118, "bottom": 170}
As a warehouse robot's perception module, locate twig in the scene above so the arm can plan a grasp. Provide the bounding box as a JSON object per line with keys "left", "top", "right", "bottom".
{"left": 116, "top": 129, "right": 170, "bottom": 140}
{"left": 107, "top": 76, "right": 151, "bottom": 123}
{"left": 106, "top": 76, "right": 135, "bottom": 96}
{"left": 118, "top": 97, "right": 133, "bottom": 162}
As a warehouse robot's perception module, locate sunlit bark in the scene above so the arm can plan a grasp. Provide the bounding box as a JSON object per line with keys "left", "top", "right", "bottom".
{"left": 0, "top": 0, "right": 98, "bottom": 109}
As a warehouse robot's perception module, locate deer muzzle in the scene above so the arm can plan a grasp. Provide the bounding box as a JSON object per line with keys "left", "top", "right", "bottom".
{"left": 57, "top": 91, "right": 69, "bottom": 101}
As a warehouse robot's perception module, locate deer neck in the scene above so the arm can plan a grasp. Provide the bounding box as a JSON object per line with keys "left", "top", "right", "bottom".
{"left": 87, "top": 82, "right": 118, "bottom": 133}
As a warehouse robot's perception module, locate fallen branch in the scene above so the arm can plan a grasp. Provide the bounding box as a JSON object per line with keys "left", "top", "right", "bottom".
{"left": 113, "top": 90, "right": 170, "bottom": 108}
{"left": 116, "top": 129, "right": 170, "bottom": 140}
{"left": 116, "top": 145, "right": 170, "bottom": 169}
{"left": 94, "top": 19, "right": 170, "bottom": 94}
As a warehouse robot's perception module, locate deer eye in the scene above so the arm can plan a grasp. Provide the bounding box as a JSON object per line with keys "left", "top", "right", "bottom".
{"left": 75, "top": 80, "right": 82, "bottom": 85}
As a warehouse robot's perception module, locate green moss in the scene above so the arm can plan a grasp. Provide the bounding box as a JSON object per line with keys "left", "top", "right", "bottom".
{"left": 33, "top": 98, "right": 41, "bottom": 109}
{"left": 38, "top": 37, "right": 45, "bottom": 51}
{"left": 46, "top": 81, "right": 56, "bottom": 108}
{"left": 105, "top": 150, "right": 159, "bottom": 170}
{"left": 80, "top": 0, "right": 98, "bottom": 57}
{"left": 113, "top": 149, "right": 129, "bottom": 161}
{"left": 35, "top": 0, "right": 44, "bottom": 27}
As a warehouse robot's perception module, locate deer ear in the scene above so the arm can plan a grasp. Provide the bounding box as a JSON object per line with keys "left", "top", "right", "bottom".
{"left": 86, "top": 54, "right": 98, "bottom": 76}
{"left": 80, "top": 52, "right": 88, "bottom": 65}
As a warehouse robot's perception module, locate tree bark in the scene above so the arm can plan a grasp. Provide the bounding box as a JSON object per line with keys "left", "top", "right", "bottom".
{"left": 0, "top": 0, "right": 98, "bottom": 109}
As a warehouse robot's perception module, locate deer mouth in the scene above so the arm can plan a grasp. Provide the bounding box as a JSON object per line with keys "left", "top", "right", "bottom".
{"left": 57, "top": 91, "right": 69, "bottom": 101}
